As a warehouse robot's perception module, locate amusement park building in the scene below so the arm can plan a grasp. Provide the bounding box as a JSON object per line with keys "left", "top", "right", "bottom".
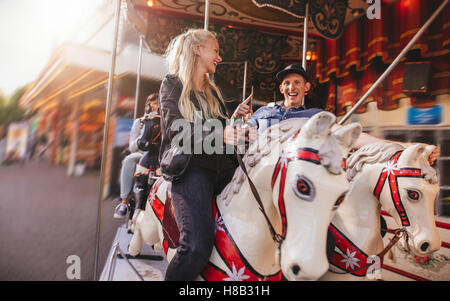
{"left": 20, "top": 0, "right": 450, "bottom": 215}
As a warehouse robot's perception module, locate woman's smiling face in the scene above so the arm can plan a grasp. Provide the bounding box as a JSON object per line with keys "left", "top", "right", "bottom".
{"left": 196, "top": 37, "right": 222, "bottom": 74}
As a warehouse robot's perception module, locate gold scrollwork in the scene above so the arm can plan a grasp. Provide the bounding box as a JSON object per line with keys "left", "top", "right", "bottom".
{"left": 310, "top": 0, "right": 347, "bottom": 39}
{"left": 158, "top": 0, "right": 228, "bottom": 17}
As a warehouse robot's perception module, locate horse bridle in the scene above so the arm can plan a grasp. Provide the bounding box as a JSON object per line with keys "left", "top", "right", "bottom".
{"left": 373, "top": 151, "right": 424, "bottom": 227}
{"left": 235, "top": 146, "right": 323, "bottom": 250}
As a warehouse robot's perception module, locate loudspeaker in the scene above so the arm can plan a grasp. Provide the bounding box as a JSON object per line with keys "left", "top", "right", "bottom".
{"left": 402, "top": 61, "right": 431, "bottom": 95}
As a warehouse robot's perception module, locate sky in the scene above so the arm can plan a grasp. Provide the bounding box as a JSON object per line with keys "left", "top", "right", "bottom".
{"left": 0, "top": 0, "right": 105, "bottom": 97}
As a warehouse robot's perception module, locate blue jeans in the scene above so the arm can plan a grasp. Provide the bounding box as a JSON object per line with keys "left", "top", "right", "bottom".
{"left": 119, "top": 152, "right": 143, "bottom": 199}
{"left": 164, "top": 155, "right": 236, "bottom": 281}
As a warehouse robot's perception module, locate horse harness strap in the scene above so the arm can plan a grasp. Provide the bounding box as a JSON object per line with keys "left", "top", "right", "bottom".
{"left": 202, "top": 199, "right": 282, "bottom": 281}
{"left": 235, "top": 152, "right": 283, "bottom": 246}
{"left": 330, "top": 224, "right": 406, "bottom": 276}
{"left": 235, "top": 146, "right": 322, "bottom": 247}
{"left": 373, "top": 151, "right": 424, "bottom": 227}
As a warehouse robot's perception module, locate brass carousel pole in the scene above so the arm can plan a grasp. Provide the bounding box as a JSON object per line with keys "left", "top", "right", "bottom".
{"left": 243, "top": 61, "right": 248, "bottom": 101}
{"left": 339, "top": 0, "right": 449, "bottom": 125}
{"left": 204, "top": 0, "right": 210, "bottom": 30}
{"left": 93, "top": 0, "right": 122, "bottom": 281}
{"left": 134, "top": 35, "right": 144, "bottom": 120}
{"left": 302, "top": 3, "right": 309, "bottom": 71}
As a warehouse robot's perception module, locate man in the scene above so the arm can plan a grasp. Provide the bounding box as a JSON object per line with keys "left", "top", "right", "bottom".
{"left": 114, "top": 93, "right": 160, "bottom": 218}
{"left": 246, "top": 64, "right": 321, "bottom": 132}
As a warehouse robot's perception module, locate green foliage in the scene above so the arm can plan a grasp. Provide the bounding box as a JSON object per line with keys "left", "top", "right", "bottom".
{"left": 0, "top": 85, "right": 29, "bottom": 126}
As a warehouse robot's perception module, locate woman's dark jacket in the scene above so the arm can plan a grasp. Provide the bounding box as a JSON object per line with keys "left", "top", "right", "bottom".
{"left": 158, "top": 74, "right": 237, "bottom": 182}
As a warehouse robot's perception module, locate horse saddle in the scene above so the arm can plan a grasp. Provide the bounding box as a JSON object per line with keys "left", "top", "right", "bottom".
{"left": 162, "top": 185, "right": 180, "bottom": 248}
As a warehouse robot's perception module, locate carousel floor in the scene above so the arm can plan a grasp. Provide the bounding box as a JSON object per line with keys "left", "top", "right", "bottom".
{"left": 100, "top": 223, "right": 168, "bottom": 281}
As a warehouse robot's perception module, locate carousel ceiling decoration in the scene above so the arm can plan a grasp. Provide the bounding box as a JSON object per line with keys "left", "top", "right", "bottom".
{"left": 141, "top": 7, "right": 288, "bottom": 98}
{"left": 252, "top": 0, "right": 349, "bottom": 39}
{"left": 133, "top": 0, "right": 368, "bottom": 37}
{"left": 138, "top": 0, "right": 307, "bottom": 31}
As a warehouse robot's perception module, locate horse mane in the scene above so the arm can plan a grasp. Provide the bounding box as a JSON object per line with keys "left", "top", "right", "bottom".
{"left": 346, "top": 141, "right": 437, "bottom": 184}
{"left": 346, "top": 141, "right": 404, "bottom": 182}
{"left": 221, "top": 117, "right": 344, "bottom": 205}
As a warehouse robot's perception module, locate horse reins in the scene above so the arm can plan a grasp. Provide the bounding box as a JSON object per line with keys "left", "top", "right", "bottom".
{"left": 235, "top": 146, "right": 323, "bottom": 248}
{"left": 235, "top": 152, "right": 284, "bottom": 246}
{"left": 330, "top": 227, "right": 408, "bottom": 275}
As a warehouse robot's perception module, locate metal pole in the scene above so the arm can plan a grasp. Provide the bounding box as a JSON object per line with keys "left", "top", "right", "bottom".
{"left": 93, "top": 0, "right": 122, "bottom": 281}
{"left": 67, "top": 97, "right": 80, "bottom": 176}
{"left": 204, "top": 0, "right": 210, "bottom": 30}
{"left": 339, "top": 0, "right": 449, "bottom": 125}
{"left": 107, "top": 243, "right": 119, "bottom": 281}
{"left": 134, "top": 35, "right": 144, "bottom": 120}
{"left": 302, "top": 3, "right": 309, "bottom": 71}
{"left": 243, "top": 61, "right": 248, "bottom": 101}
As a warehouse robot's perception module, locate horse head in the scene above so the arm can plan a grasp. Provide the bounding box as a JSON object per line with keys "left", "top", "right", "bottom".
{"left": 272, "top": 112, "right": 361, "bottom": 280}
{"left": 139, "top": 113, "right": 161, "bottom": 151}
{"left": 381, "top": 143, "right": 441, "bottom": 256}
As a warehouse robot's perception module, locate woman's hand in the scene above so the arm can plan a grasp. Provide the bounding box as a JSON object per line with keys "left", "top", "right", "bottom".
{"left": 231, "top": 93, "right": 253, "bottom": 119}
{"left": 224, "top": 123, "right": 238, "bottom": 146}
{"left": 224, "top": 121, "right": 258, "bottom": 146}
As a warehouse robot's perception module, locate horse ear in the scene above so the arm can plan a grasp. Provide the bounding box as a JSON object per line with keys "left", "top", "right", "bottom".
{"left": 397, "top": 143, "right": 427, "bottom": 167}
{"left": 423, "top": 145, "right": 437, "bottom": 161}
{"left": 332, "top": 123, "right": 362, "bottom": 156}
{"left": 301, "top": 111, "right": 336, "bottom": 140}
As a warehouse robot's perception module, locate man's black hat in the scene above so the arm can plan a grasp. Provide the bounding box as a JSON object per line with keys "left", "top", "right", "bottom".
{"left": 276, "top": 64, "right": 309, "bottom": 82}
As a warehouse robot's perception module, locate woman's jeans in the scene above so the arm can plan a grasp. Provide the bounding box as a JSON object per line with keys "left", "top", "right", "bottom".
{"left": 119, "top": 152, "right": 143, "bottom": 199}
{"left": 164, "top": 157, "right": 236, "bottom": 281}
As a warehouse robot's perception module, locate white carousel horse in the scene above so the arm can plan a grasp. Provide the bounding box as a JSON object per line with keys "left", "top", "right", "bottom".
{"left": 320, "top": 141, "right": 441, "bottom": 280}
{"left": 128, "top": 112, "right": 362, "bottom": 280}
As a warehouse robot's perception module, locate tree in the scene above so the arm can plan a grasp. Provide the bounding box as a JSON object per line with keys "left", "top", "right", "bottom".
{"left": 0, "top": 84, "right": 30, "bottom": 127}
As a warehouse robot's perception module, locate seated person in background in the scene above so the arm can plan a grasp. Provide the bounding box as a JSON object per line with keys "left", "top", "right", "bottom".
{"left": 114, "top": 93, "right": 160, "bottom": 219}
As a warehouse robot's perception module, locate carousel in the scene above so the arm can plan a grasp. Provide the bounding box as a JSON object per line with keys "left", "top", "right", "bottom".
{"left": 32, "top": 0, "right": 447, "bottom": 281}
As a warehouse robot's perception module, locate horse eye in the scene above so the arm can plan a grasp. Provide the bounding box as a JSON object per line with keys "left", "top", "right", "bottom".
{"left": 293, "top": 175, "right": 315, "bottom": 202}
{"left": 333, "top": 192, "right": 346, "bottom": 210}
{"left": 406, "top": 189, "right": 420, "bottom": 201}
{"left": 298, "top": 181, "right": 310, "bottom": 194}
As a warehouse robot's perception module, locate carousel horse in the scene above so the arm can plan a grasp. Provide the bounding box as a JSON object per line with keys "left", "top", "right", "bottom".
{"left": 129, "top": 112, "right": 362, "bottom": 280}
{"left": 321, "top": 141, "right": 441, "bottom": 280}
{"left": 129, "top": 113, "right": 162, "bottom": 223}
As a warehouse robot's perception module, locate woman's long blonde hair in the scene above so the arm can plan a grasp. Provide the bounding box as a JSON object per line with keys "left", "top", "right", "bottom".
{"left": 165, "top": 28, "right": 227, "bottom": 122}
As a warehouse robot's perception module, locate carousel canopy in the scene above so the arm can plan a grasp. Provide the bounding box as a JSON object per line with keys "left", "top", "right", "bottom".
{"left": 252, "top": 0, "right": 349, "bottom": 39}
{"left": 130, "top": 0, "right": 368, "bottom": 36}
{"left": 124, "top": 0, "right": 449, "bottom": 112}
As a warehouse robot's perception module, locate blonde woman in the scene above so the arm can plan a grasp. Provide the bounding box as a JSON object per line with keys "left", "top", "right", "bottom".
{"left": 158, "top": 29, "right": 250, "bottom": 280}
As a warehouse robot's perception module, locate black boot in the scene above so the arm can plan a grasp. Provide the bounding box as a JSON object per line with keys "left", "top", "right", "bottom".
{"left": 135, "top": 174, "right": 149, "bottom": 211}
